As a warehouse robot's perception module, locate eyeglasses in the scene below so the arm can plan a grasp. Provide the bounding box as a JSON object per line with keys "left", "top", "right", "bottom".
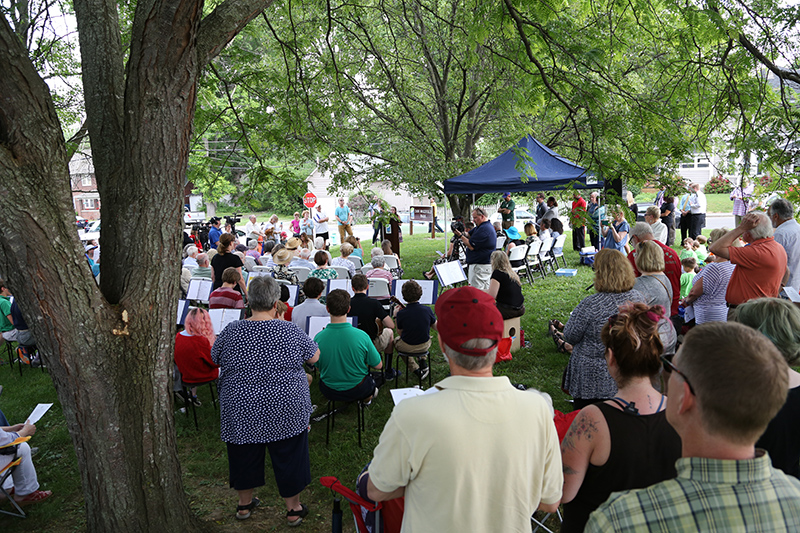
{"left": 660, "top": 354, "right": 695, "bottom": 395}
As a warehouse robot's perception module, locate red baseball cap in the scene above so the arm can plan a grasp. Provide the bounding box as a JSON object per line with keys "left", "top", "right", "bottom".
{"left": 435, "top": 286, "right": 503, "bottom": 356}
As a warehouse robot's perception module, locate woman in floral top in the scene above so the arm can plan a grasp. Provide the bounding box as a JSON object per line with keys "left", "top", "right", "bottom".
{"left": 309, "top": 250, "right": 338, "bottom": 280}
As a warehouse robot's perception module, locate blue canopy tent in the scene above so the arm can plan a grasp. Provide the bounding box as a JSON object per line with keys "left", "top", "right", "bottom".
{"left": 443, "top": 135, "right": 601, "bottom": 194}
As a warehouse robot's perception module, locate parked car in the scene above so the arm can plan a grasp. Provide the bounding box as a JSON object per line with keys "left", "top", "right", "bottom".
{"left": 490, "top": 208, "right": 536, "bottom": 232}
{"left": 76, "top": 216, "right": 89, "bottom": 229}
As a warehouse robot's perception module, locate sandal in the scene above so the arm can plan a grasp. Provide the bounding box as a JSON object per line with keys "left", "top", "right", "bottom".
{"left": 287, "top": 503, "right": 309, "bottom": 527}
{"left": 14, "top": 490, "right": 52, "bottom": 505}
{"left": 555, "top": 337, "right": 570, "bottom": 354}
{"left": 548, "top": 324, "right": 563, "bottom": 342}
{"left": 235, "top": 497, "right": 260, "bottom": 520}
{"left": 548, "top": 319, "right": 565, "bottom": 331}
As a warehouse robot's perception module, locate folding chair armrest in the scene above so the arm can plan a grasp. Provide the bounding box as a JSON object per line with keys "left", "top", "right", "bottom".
{"left": 0, "top": 436, "right": 31, "bottom": 450}
{"left": 0, "top": 457, "right": 23, "bottom": 475}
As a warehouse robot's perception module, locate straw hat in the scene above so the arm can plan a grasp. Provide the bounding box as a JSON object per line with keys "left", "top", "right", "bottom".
{"left": 274, "top": 248, "right": 294, "bottom": 265}
{"left": 285, "top": 237, "right": 301, "bottom": 250}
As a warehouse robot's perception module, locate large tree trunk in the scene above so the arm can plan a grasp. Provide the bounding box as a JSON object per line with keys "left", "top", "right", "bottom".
{"left": 447, "top": 193, "right": 481, "bottom": 219}
{"left": 0, "top": 0, "right": 275, "bottom": 529}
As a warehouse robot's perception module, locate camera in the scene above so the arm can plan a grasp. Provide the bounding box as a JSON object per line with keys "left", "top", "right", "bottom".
{"left": 451, "top": 217, "right": 465, "bottom": 234}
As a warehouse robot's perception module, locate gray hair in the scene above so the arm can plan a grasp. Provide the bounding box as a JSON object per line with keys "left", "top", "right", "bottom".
{"left": 631, "top": 221, "right": 654, "bottom": 239}
{"left": 770, "top": 199, "right": 794, "bottom": 221}
{"left": 249, "top": 214, "right": 257, "bottom": 221}
{"left": 247, "top": 240, "right": 258, "bottom": 250}
{"left": 748, "top": 211, "right": 774, "bottom": 240}
{"left": 443, "top": 338, "right": 496, "bottom": 371}
{"left": 299, "top": 248, "right": 312, "bottom": 259}
{"left": 371, "top": 255, "right": 386, "bottom": 268}
{"left": 371, "top": 247, "right": 383, "bottom": 259}
{"left": 314, "top": 237, "right": 325, "bottom": 250}
{"left": 249, "top": 276, "right": 280, "bottom": 312}
{"left": 196, "top": 253, "right": 209, "bottom": 266}
{"left": 183, "top": 244, "right": 198, "bottom": 258}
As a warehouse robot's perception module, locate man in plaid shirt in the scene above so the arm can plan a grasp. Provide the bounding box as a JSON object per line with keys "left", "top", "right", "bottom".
{"left": 586, "top": 322, "right": 800, "bottom": 532}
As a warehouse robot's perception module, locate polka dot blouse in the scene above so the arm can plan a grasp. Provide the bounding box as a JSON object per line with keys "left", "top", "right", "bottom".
{"left": 211, "top": 319, "right": 318, "bottom": 444}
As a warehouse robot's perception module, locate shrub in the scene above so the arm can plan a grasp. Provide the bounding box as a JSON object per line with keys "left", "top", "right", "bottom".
{"left": 704, "top": 175, "right": 733, "bottom": 194}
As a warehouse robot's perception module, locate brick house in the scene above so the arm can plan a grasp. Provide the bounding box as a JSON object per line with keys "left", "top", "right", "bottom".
{"left": 70, "top": 149, "right": 101, "bottom": 220}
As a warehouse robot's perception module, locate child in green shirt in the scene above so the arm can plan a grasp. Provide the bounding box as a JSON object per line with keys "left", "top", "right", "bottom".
{"left": 680, "top": 256, "right": 697, "bottom": 298}
{"left": 680, "top": 237, "right": 698, "bottom": 261}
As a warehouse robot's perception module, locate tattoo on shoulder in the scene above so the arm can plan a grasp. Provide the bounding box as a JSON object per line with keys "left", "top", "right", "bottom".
{"left": 563, "top": 464, "right": 579, "bottom": 475}
{"left": 560, "top": 412, "right": 600, "bottom": 452}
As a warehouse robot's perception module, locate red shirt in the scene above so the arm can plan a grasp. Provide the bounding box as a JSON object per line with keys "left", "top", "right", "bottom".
{"left": 571, "top": 197, "right": 588, "bottom": 226}
{"left": 174, "top": 333, "right": 220, "bottom": 384}
{"left": 726, "top": 238, "right": 787, "bottom": 305}
{"left": 627, "top": 240, "right": 681, "bottom": 316}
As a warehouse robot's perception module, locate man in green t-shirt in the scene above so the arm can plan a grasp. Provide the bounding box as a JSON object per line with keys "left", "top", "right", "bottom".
{"left": 0, "top": 280, "right": 18, "bottom": 342}
{"left": 499, "top": 192, "right": 515, "bottom": 230}
{"left": 315, "top": 289, "right": 383, "bottom": 404}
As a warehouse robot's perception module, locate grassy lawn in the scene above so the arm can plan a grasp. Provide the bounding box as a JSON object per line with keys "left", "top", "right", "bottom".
{"left": 1, "top": 233, "right": 629, "bottom": 532}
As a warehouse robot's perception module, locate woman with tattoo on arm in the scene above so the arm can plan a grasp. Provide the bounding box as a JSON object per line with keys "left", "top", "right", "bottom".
{"left": 558, "top": 302, "right": 682, "bottom": 533}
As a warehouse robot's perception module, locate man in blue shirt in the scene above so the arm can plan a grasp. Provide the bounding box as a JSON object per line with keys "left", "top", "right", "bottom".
{"left": 208, "top": 217, "right": 222, "bottom": 249}
{"left": 334, "top": 197, "right": 354, "bottom": 244}
{"left": 451, "top": 207, "right": 496, "bottom": 291}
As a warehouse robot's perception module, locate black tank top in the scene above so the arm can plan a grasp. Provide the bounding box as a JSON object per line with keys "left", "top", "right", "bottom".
{"left": 561, "top": 401, "right": 682, "bottom": 533}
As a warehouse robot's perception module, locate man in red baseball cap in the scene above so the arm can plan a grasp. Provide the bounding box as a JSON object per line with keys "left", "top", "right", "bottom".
{"left": 365, "top": 286, "right": 562, "bottom": 532}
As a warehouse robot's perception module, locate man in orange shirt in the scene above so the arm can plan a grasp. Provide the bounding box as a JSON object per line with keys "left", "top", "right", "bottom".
{"left": 709, "top": 211, "right": 788, "bottom": 315}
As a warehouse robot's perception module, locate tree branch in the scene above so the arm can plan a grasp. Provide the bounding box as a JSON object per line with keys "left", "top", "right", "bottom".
{"left": 196, "top": 0, "right": 277, "bottom": 71}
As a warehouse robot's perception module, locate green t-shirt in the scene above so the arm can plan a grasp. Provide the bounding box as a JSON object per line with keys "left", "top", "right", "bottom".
{"left": 315, "top": 322, "right": 382, "bottom": 390}
{"left": 680, "top": 271, "right": 696, "bottom": 298}
{"left": 500, "top": 199, "right": 515, "bottom": 222}
{"left": 0, "top": 295, "right": 13, "bottom": 333}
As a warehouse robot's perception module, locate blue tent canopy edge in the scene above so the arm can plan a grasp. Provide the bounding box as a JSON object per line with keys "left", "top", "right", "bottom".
{"left": 444, "top": 135, "right": 603, "bottom": 195}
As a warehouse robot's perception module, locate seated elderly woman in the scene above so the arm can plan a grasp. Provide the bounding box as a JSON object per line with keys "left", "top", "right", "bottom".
{"left": 488, "top": 251, "right": 525, "bottom": 319}
{"left": 0, "top": 419, "right": 52, "bottom": 505}
{"left": 309, "top": 250, "right": 338, "bottom": 280}
{"left": 560, "top": 302, "right": 681, "bottom": 533}
{"left": 632, "top": 241, "right": 677, "bottom": 354}
{"left": 245, "top": 240, "right": 262, "bottom": 263}
{"left": 551, "top": 249, "right": 644, "bottom": 409}
{"left": 681, "top": 227, "right": 737, "bottom": 324}
{"left": 365, "top": 254, "right": 393, "bottom": 284}
{"left": 211, "top": 276, "right": 320, "bottom": 525}
{"left": 271, "top": 249, "right": 300, "bottom": 285}
{"left": 332, "top": 242, "right": 357, "bottom": 278}
{"left": 733, "top": 298, "right": 800, "bottom": 478}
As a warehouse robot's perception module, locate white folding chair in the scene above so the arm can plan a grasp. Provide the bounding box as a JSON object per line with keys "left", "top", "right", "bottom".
{"left": 495, "top": 236, "right": 507, "bottom": 250}
{"left": 243, "top": 256, "right": 257, "bottom": 272}
{"left": 508, "top": 244, "right": 530, "bottom": 282}
{"left": 367, "top": 278, "right": 392, "bottom": 310}
{"left": 538, "top": 237, "right": 556, "bottom": 275}
{"left": 275, "top": 278, "right": 291, "bottom": 286}
{"left": 253, "top": 265, "right": 272, "bottom": 273}
{"left": 551, "top": 234, "right": 568, "bottom": 269}
{"left": 361, "top": 264, "right": 373, "bottom": 276}
{"left": 524, "top": 240, "right": 543, "bottom": 282}
{"left": 349, "top": 256, "right": 363, "bottom": 268}
{"left": 291, "top": 267, "right": 310, "bottom": 282}
{"left": 383, "top": 255, "right": 399, "bottom": 270}
{"left": 332, "top": 265, "right": 351, "bottom": 279}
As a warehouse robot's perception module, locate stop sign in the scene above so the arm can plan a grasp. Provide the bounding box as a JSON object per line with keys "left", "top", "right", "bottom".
{"left": 303, "top": 192, "right": 317, "bottom": 208}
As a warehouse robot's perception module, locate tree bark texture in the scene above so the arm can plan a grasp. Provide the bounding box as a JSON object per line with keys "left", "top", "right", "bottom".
{"left": 0, "top": 0, "right": 275, "bottom": 530}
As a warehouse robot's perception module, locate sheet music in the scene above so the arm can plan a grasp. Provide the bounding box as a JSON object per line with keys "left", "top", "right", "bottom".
{"left": 393, "top": 279, "right": 438, "bottom": 305}
{"left": 176, "top": 299, "right": 189, "bottom": 325}
{"left": 306, "top": 316, "right": 357, "bottom": 339}
{"left": 783, "top": 286, "right": 800, "bottom": 303}
{"left": 246, "top": 271, "right": 270, "bottom": 290}
{"left": 390, "top": 387, "right": 439, "bottom": 405}
{"left": 327, "top": 279, "right": 354, "bottom": 297}
{"left": 28, "top": 403, "right": 53, "bottom": 424}
{"left": 186, "top": 279, "right": 213, "bottom": 301}
{"left": 285, "top": 285, "right": 299, "bottom": 306}
{"left": 208, "top": 308, "right": 243, "bottom": 335}
{"left": 434, "top": 260, "right": 467, "bottom": 286}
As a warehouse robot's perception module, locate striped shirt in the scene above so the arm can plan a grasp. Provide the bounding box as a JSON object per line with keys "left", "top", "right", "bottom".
{"left": 208, "top": 287, "right": 244, "bottom": 309}
{"left": 586, "top": 451, "right": 800, "bottom": 532}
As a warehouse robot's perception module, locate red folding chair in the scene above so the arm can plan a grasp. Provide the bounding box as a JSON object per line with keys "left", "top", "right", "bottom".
{"left": 320, "top": 476, "right": 404, "bottom": 533}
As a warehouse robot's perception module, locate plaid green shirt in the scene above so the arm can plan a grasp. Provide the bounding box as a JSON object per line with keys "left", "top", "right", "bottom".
{"left": 586, "top": 451, "right": 800, "bottom": 532}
